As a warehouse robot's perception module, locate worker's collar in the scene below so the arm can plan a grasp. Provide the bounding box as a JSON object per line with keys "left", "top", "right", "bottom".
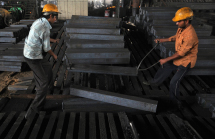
{"left": 178, "top": 24, "right": 192, "bottom": 34}
{"left": 41, "top": 17, "right": 52, "bottom": 29}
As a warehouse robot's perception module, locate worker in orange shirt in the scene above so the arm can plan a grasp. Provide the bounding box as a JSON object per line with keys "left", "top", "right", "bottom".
{"left": 143, "top": 7, "right": 199, "bottom": 109}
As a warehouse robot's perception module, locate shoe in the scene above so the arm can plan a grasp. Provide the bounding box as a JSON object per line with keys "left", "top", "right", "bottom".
{"left": 143, "top": 81, "right": 150, "bottom": 86}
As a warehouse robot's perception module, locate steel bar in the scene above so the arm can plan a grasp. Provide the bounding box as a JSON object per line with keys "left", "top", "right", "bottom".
{"left": 66, "top": 58, "right": 130, "bottom": 64}
{"left": 68, "top": 64, "right": 137, "bottom": 76}
{"left": 66, "top": 48, "right": 130, "bottom": 59}
{"left": 64, "top": 23, "right": 117, "bottom": 29}
{"left": 71, "top": 15, "right": 121, "bottom": 21}
{"left": 187, "top": 68, "right": 215, "bottom": 75}
{"left": 8, "top": 85, "right": 28, "bottom": 91}
{"left": 0, "top": 37, "right": 17, "bottom": 43}
{"left": 65, "top": 28, "right": 120, "bottom": 35}
{"left": 70, "top": 85, "right": 158, "bottom": 112}
{"left": 67, "top": 20, "right": 120, "bottom": 26}
{"left": 68, "top": 34, "right": 124, "bottom": 41}
{"left": 65, "top": 39, "right": 124, "bottom": 49}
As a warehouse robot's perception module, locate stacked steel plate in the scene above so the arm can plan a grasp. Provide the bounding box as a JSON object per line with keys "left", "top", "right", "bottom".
{"left": 64, "top": 15, "right": 130, "bottom": 65}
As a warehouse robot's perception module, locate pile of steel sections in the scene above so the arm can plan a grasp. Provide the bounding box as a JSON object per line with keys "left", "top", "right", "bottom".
{"left": 65, "top": 15, "right": 130, "bottom": 65}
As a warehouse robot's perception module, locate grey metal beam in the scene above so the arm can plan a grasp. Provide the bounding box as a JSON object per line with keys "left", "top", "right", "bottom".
{"left": 66, "top": 58, "right": 130, "bottom": 64}
{"left": 64, "top": 23, "right": 117, "bottom": 29}
{"left": 71, "top": 15, "right": 121, "bottom": 21}
{"left": 187, "top": 68, "right": 215, "bottom": 75}
{"left": 65, "top": 39, "right": 124, "bottom": 49}
{"left": 66, "top": 48, "right": 130, "bottom": 59}
{"left": 68, "top": 34, "right": 124, "bottom": 41}
{"left": 67, "top": 20, "right": 120, "bottom": 26}
{"left": 0, "top": 37, "right": 17, "bottom": 43}
{"left": 70, "top": 85, "right": 158, "bottom": 112}
{"left": 65, "top": 28, "right": 120, "bottom": 35}
{"left": 68, "top": 64, "right": 137, "bottom": 76}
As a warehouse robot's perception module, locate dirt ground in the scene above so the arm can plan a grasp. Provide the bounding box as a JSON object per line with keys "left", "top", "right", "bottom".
{"left": 0, "top": 71, "right": 33, "bottom": 98}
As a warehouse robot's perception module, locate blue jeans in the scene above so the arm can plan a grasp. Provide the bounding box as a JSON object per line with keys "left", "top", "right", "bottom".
{"left": 150, "top": 61, "right": 190, "bottom": 102}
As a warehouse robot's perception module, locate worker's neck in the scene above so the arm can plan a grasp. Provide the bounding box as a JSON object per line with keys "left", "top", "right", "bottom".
{"left": 181, "top": 23, "right": 190, "bottom": 31}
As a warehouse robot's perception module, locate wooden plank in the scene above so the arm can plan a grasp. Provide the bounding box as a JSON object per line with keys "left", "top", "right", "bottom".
{"left": 66, "top": 112, "right": 76, "bottom": 139}
{"left": 78, "top": 112, "right": 86, "bottom": 139}
{"left": 42, "top": 111, "right": 58, "bottom": 139}
{"left": 98, "top": 113, "right": 107, "bottom": 139}
{"left": 107, "top": 113, "right": 119, "bottom": 139}
{"left": 53, "top": 112, "right": 66, "bottom": 139}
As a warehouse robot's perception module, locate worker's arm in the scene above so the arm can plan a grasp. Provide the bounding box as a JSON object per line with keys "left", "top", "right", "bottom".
{"left": 50, "top": 38, "right": 60, "bottom": 43}
{"left": 47, "top": 49, "right": 57, "bottom": 60}
{"left": 154, "top": 35, "right": 176, "bottom": 43}
{"left": 42, "top": 31, "right": 58, "bottom": 60}
{"left": 159, "top": 52, "right": 181, "bottom": 65}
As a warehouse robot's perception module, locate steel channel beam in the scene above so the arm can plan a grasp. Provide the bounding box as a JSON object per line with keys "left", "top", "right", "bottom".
{"left": 70, "top": 85, "right": 158, "bottom": 112}
{"left": 68, "top": 34, "right": 124, "bottom": 41}
{"left": 65, "top": 28, "right": 120, "bottom": 35}
{"left": 68, "top": 64, "right": 137, "bottom": 76}
{"left": 65, "top": 39, "right": 124, "bottom": 49}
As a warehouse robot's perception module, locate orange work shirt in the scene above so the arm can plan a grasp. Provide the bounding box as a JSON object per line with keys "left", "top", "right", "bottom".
{"left": 168, "top": 25, "right": 199, "bottom": 68}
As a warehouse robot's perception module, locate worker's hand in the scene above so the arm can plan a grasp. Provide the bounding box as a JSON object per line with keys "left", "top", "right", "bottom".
{"left": 53, "top": 55, "right": 58, "bottom": 61}
{"left": 55, "top": 39, "right": 60, "bottom": 43}
{"left": 159, "top": 59, "right": 167, "bottom": 65}
{"left": 154, "top": 39, "right": 164, "bottom": 43}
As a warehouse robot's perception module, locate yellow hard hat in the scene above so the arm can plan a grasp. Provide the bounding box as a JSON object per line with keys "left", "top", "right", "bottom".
{"left": 42, "top": 3, "right": 60, "bottom": 13}
{"left": 172, "top": 7, "right": 193, "bottom": 22}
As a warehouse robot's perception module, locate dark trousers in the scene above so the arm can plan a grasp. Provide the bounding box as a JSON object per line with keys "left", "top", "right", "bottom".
{"left": 149, "top": 61, "right": 190, "bottom": 102}
{"left": 24, "top": 57, "right": 53, "bottom": 114}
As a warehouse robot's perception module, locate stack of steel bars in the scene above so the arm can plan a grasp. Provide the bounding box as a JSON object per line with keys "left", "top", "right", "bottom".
{"left": 64, "top": 15, "right": 130, "bottom": 65}
{"left": 0, "top": 19, "right": 35, "bottom": 72}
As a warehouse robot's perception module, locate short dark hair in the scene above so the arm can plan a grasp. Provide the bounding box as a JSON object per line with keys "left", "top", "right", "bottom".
{"left": 42, "top": 13, "right": 58, "bottom": 19}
